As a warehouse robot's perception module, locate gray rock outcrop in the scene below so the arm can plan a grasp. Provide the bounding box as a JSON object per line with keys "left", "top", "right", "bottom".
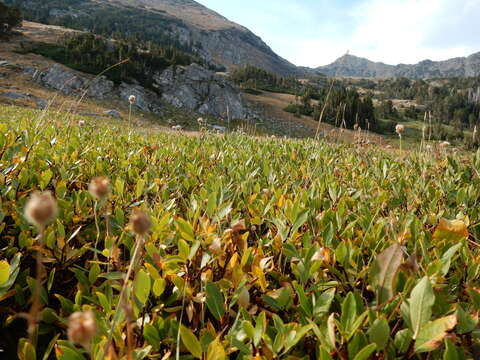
{"left": 103, "top": 110, "right": 122, "bottom": 119}
{"left": 33, "top": 64, "right": 114, "bottom": 98}
{"left": 119, "top": 83, "right": 162, "bottom": 114}
{"left": 25, "top": 62, "right": 249, "bottom": 120}
{"left": 154, "top": 63, "right": 247, "bottom": 119}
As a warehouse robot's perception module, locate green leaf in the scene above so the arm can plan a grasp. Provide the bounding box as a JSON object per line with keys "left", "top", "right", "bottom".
{"left": 180, "top": 325, "right": 202, "bottom": 359}
{"left": 175, "top": 217, "right": 195, "bottom": 242}
{"left": 293, "top": 281, "right": 312, "bottom": 317}
{"left": 40, "top": 169, "right": 53, "bottom": 190}
{"left": 96, "top": 291, "right": 111, "bottom": 312}
{"left": 414, "top": 315, "right": 457, "bottom": 353}
{"left": 409, "top": 276, "right": 435, "bottom": 339}
{"left": 318, "top": 346, "right": 334, "bottom": 360}
{"left": 340, "top": 292, "right": 358, "bottom": 335}
{"left": 313, "top": 288, "right": 335, "bottom": 319}
{"left": 0, "top": 253, "right": 21, "bottom": 297}
{"left": 456, "top": 306, "right": 478, "bottom": 334}
{"left": 55, "top": 345, "right": 87, "bottom": 360}
{"left": 394, "top": 328, "right": 413, "bottom": 354}
{"left": 367, "top": 317, "right": 390, "bottom": 350}
{"left": 134, "top": 269, "right": 151, "bottom": 305}
{"left": 369, "top": 243, "right": 403, "bottom": 304}
{"left": 242, "top": 320, "right": 255, "bottom": 340}
{"left": 433, "top": 218, "right": 468, "bottom": 243}
{"left": 42, "top": 334, "right": 60, "bottom": 360}
{"left": 152, "top": 278, "right": 166, "bottom": 297}
{"left": 0, "top": 260, "right": 10, "bottom": 286}
{"left": 443, "top": 338, "right": 461, "bottom": 360}
{"left": 18, "top": 338, "right": 36, "bottom": 360}
{"left": 206, "top": 337, "right": 226, "bottom": 360}
{"left": 440, "top": 243, "right": 462, "bottom": 276}
{"left": 352, "top": 344, "right": 377, "bottom": 360}
{"left": 291, "top": 209, "right": 309, "bottom": 236}
{"left": 205, "top": 282, "right": 225, "bottom": 321}
{"left": 135, "top": 178, "right": 145, "bottom": 198}
{"left": 254, "top": 312, "right": 266, "bottom": 347}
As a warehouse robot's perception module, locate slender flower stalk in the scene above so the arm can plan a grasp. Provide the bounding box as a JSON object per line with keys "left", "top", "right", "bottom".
{"left": 106, "top": 210, "right": 151, "bottom": 353}
{"left": 396, "top": 124, "right": 405, "bottom": 153}
{"left": 24, "top": 191, "right": 58, "bottom": 342}
{"left": 89, "top": 177, "right": 110, "bottom": 256}
{"left": 128, "top": 95, "right": 136, "bottom": 127}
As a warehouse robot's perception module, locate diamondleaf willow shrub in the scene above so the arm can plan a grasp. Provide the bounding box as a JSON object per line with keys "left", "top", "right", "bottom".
{"left": 1, "top": 105, "right": 480, "bottom": 359}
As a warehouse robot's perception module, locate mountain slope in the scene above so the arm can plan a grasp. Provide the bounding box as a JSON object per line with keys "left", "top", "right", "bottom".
{"left": 317, "top": 53, "right": 480, "bottom": 79}
{"left": 4, "top": 0, "right": 298, "bottom": 75}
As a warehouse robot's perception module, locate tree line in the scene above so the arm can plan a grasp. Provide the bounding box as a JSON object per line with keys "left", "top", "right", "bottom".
{"left": 0, "top": 3, "right": 22, "bottom": 36}
{"left": 231, "top": 65, "right": 377, "bottom": 130}
{"left": 27, "top": 33, "right": 201, "bottom": 88}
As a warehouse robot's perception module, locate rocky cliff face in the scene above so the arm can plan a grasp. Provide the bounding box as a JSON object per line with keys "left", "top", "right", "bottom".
{"left": 6, "top": 0, "right": 298, "bottom": 76}
{"left": 26, "top": 62, "right": 249, "bottom": 119}
{"left": 154, "top": 63, "right": 246, "bottom": 119}
{"left": 317, "top": 53, "right": 480, "bottom": 79}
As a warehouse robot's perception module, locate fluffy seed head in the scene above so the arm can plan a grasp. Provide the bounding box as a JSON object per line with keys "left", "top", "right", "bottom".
{"left": 130, "top": 209, "right": 151, "bottom": 236}
{"left": 128, "top": 95, "right": 136, "bottom": 104}
{"left": 88, "top": 177, "right": 110, "bottom": 200}
{"left": 395, "top": 124, "right": 405, "bottom": 135}
{"left": 67, "top": 311, "right": 97, "bottom": 347}
{"left": 25, "top": 191, "right": 58, "bottom": 230}
{"left": 209, "top": 237, "right": 222, "bottom": 254}
{"left": 78, "top": 120, "right": 86, "bottom": 127}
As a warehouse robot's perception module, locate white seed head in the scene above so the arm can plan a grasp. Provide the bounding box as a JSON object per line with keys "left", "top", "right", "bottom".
{"left": 128, "top": 95, "right": 136, "bottom": 104}
{"left": 209, "top": 237, "right": 222, "bottom": 254}
{"left": 25, "top": 191, "right": 58, "bottom": 230}
{"left": 395, "top": 124, "right": 405, "bottom": 135}
{"left": 67, "top": 311, "right": 97, "bottom": 348}
{"left": 88, "top": 176, "right": 110, "bottom": 200}
{"left": 78, "top": 120, "right": 86, "bottom": 127}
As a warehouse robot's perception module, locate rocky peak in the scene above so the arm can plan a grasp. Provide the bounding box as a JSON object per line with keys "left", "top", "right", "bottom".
{"left": 316, "top": 52, "right": 480, "bottom": 79}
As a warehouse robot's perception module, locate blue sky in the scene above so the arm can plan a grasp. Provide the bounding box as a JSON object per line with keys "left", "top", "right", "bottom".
{"left": 195, "top": 0, "right": 480, "bottom": 67}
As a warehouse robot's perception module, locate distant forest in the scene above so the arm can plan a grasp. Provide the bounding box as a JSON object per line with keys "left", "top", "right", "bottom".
{"left": 231, "top": 65, "right": 376, "bottom": 131}
{"left": 343, "top": 77, "right": 480, "bottom": 144}
{"left": 23, "top": 33, "right": 201, "bottom": 88}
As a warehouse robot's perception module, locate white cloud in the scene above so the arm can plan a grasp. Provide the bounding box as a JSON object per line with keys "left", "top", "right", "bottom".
{"left": 287, "top": 0, "right": 480, "bottom": 67}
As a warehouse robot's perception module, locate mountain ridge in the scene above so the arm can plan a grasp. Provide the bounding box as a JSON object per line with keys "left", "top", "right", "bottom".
{"left": 316, "top": 52, "right": 480, "bottom": 79}
{"left": 4, "top": 0, "right": 299, "bottom": 75}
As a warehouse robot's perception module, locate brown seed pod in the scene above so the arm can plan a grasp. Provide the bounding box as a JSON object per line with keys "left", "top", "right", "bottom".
{"left": 130, "top": 209, "right": 151, "bottom": 236}
{"left": 25, "top": 191, "right": 58, "bottom": 230}
{"left": 88, "top": 176, "right": 110, "bottom": 200}
{"left": 67, "top": 311, "right": 97, "bottom": 348}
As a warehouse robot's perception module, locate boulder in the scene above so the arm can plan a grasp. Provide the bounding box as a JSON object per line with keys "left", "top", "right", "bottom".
{"left": 154, "top": 63, "right": 248, "bottom": 120}
{"left": 118, "top": 83, "right": 162, "bottom": 114}
{"left": 36, "top": 99, "right": 48, "bottom": 109}
{"left": 1, "top": 92, "right": 31, "bottom": 100}
{"left": 104, "top": 110, "right": 122, "bottom": 119}
{"left": 33, "top": 64, "right": 114, "bottom": 98}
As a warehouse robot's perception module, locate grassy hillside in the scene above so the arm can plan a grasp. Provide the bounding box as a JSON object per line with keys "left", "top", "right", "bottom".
{"left": 1, "top": 105, "right": 480, "bottom": 359}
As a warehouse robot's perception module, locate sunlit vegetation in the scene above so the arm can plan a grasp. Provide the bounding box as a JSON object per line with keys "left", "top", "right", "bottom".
{"left": 1, "top": 104, "right": 480, "bottom": 359}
